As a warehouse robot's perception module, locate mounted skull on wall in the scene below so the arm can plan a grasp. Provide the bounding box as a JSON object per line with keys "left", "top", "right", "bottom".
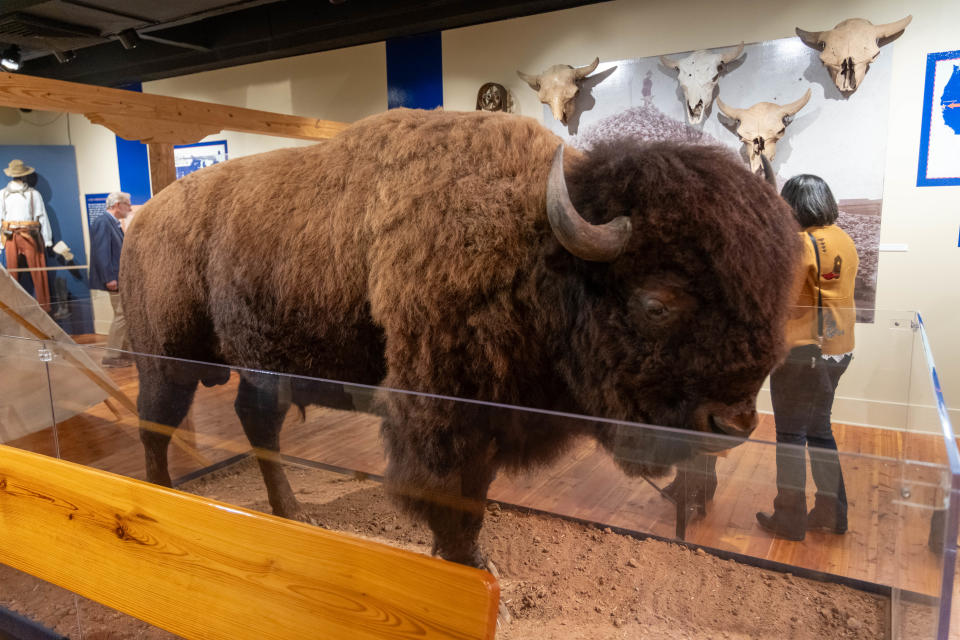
{"left": 660, "top": 43, "right": 745, "bottom": 125}
{"left": 517, "top": 58, "right": 600, "bottom": 124}
{"left": 716, "top": 89, "right": 811, "bottom": 173}
{"left": 796, "top": 16, "right": 912, "bottom": 93}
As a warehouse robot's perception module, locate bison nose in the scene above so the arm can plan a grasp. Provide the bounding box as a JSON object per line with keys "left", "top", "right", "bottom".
{"left": 711, "top": 410, "right": 758, "bottom": 437}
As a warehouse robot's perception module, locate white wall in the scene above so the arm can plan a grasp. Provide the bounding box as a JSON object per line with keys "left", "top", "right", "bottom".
{"left": 443, "top": 0, "right": 960, "bottom": 433}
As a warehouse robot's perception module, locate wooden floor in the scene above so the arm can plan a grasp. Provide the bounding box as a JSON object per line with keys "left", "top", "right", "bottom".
{"left": 4, "top": 335, "right": 959, "bottom": 637}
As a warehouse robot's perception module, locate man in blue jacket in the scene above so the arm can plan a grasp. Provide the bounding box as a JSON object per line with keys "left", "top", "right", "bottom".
{"left": 90, "top": 191, "right": 132, "bottom": 367}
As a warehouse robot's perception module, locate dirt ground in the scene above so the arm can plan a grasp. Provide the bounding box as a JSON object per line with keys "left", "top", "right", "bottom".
{"left": 1, "top": 457, "right": 889, "bottom": 639}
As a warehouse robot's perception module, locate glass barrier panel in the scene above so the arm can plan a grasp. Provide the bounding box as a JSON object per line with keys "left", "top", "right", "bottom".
{"left": 0, "top": 300, "right": 945, "bottom": 637}
{"left": 32, "top": 339, "right": 952, "bottom": 638}
{"left": 0, "top": 334, "right": 57, "bottom": 455}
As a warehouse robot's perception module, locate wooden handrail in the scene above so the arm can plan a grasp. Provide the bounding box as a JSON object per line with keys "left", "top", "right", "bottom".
{"left": 0, "top": 445, "right": 498, "bottom": 640}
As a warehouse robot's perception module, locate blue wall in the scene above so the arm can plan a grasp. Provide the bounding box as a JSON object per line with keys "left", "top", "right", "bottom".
{"left": 115, "top": 82, "right": 152, "bottom": 204}
{"left": 0, "top": 144, "right": 94, "bottom": 333}
{"left": 386, "top": 32, "right": 443, "bottom": 110}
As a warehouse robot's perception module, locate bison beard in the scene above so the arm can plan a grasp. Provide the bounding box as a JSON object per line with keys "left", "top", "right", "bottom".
{"left": 121, "top": 108, "right": 800, "bottom": 568}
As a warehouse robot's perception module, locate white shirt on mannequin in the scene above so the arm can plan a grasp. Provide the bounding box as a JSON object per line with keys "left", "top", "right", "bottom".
{"left": 0, "top": 179, "right": 53, "bottom": 247}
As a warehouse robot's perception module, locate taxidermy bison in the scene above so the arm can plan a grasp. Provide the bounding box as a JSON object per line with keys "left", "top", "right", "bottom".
{"left": 121, "top": 108, "right": 800, "bottom": 567}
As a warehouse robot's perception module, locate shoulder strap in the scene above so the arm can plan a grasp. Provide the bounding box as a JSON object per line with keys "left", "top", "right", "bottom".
{"left": 807, "top": 232, "right": 823, "bottom": 339}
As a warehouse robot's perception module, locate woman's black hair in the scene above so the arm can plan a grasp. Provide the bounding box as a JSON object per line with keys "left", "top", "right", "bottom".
{"left": 779, "top": 174, "right": 839, "bottom": 228}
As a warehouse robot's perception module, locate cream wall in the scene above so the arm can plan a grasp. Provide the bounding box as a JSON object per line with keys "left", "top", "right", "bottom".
{"left": 143, "top": 42, "right": 388, "bottom": 156}
{"left": 443, "top": 0, "right": 960, "bottom": 433}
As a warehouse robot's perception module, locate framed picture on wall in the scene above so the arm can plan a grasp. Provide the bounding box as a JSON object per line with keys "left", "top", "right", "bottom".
{"left": 173, "top": 140, "right": 228, "bottom": 180}
{"left": 917, "top": 49, "right": 960, "bottom": 187}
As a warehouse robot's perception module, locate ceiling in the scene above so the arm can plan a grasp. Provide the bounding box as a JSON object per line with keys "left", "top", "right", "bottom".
{"left": 0, "top": 0, "right": 606, "bottom": 88}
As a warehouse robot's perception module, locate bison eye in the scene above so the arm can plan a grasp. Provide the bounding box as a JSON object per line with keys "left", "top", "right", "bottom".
{"left": 643, "top": 297, "right": 667, "bottom": 318}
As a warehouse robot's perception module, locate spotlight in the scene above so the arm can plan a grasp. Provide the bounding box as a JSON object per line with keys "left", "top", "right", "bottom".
{"left": 117, "top": 29, "right": 141, "bottom": 50}
{"left": 53, "top": 49, "right": 76, "bottom": 64}
{"left": 1, "top": 45, "right": 21, "bottom": 72}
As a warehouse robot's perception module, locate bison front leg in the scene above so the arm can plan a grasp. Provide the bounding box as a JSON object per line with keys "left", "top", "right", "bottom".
{"left": 426, "top": 464, "right": 497, "bottom": 568}
{"left": 383, "top": 419, "right": 497, "bottom": 567}
{"left": 234, "top": 375, "right": 302, "bottom": 520}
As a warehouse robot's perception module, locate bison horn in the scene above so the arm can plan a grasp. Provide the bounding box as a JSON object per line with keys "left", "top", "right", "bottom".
{"left": 760, "top": 154, "right": 776, "bottom": 187}
{"left": 874, "top": 15, "right": 912, "bottom": 42}
{"left": 659, "top": 54, "right": 680, "bottom": 70}
{"left": 574, "top": 57, "right": 600, "bottom": 80}
{"left": 517, "top": 70, "right": 540, "bottom": 90}
{"left": 778, "top": 88, "right": 811, "bottom": 118}
{"left": 547, "top": 145, "right": 632, "bottom": 262}
{"left": 720, "top": 42, "right": 745, "bottom": 65}
{"left": 715, "top": 96, "right": 742, "bottom": 121}
{"left": 795, "top": 27, "right": 824, "bottom": 50}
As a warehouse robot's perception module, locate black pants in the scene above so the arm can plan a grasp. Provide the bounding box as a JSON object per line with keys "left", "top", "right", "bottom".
{"left": 769, "top": 344, "right": 851, "bottom": 522}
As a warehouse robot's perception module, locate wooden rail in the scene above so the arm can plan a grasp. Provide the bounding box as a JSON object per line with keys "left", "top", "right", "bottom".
{"left": 0, "top": 445, "right": 498, "bottom": 640}
{"left": 0, "top": 72, "right": 349, "bottom": 145}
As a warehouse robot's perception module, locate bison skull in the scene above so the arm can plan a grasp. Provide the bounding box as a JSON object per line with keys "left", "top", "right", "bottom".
{"left": 517, "top": 58, "right": 600, "bottom": 124}
{"left": 660, "top": 43, "right": 744, "bottom": 125}
{"left": 716, "top": 89, "right": 811, "bottom": 173}
{"left": 797, "top": 16, "right": 911, "bottom": 93}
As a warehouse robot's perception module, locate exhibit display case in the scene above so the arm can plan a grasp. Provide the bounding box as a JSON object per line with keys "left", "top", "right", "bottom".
{"left": 0, "top": 304, "right": 956, "bottom": 639}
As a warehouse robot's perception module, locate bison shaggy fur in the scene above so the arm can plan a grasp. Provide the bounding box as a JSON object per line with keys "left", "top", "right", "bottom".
{"left": 121, "top": 108, "right": 800, "bottom": 566}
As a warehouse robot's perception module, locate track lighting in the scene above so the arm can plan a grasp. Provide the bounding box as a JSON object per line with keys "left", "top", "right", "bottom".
{"left": 1, "top": 45, "right": 21, "bottom": 72}
{"left": 53, "top": 49, "right": 76, "bottom": 64}
{"left": 117, "top": 29, "right": 141, "bottom": 50}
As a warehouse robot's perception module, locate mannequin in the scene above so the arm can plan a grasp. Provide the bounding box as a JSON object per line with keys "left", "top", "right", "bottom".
{"left": 0, "top": 159, "right": 52, "bottom": 310}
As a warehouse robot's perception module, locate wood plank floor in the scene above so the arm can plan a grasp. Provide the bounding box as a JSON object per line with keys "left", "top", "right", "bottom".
{"left": 4, "top": 335, "right": 959, "bottom": 636}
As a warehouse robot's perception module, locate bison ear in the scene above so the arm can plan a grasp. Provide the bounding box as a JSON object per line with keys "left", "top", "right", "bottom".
{"left": 546, "top": 145, "right": 632, "bottom": 263}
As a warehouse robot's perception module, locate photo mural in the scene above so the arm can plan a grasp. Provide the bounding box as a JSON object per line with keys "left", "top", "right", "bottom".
{"left": 542, "top": 36, "right": 897, "bottom": 322}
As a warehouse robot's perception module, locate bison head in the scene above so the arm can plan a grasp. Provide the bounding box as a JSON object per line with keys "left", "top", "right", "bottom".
{"left": 544, "top": 140, "right": 798, "bottom": 474}
{"left": 716, "top": 89, "right": 811, "bottom": 173}
{"left": 796, "top": 16, "right": 911, "bottom": 93}
{"left": 517, "top": 58, "right": 600, "bottom": 124}
{"left": 660, "top": 43, "right": 744, "bottom": 125}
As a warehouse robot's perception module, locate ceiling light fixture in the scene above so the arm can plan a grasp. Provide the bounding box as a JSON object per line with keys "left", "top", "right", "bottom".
{"left": 53, "top": 49, "right": 76, "bottom": 64}
{"left": 117, "top": 29, "right": 141, "bottom": 50}
{"left": 1, "top": 45, "right": 22, "bottom": 72}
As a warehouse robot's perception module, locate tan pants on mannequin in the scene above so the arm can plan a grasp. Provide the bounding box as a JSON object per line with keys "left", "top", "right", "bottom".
{"left": 107, "top": 291, "right": 129, "bottom": 351}
{"left": 3, "top": 225, "right": 51, "bottom": 311}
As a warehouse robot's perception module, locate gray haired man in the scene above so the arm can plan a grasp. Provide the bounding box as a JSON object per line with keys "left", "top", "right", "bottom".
{"left": 90, "top": 191, "right": 133, "bottom": 367}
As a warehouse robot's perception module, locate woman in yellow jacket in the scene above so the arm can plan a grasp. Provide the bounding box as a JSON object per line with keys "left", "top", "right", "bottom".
{"left": 756, "top": 174, "right": 859, "bottom": 541}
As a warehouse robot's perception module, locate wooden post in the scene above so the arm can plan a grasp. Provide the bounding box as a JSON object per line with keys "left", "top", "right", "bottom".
{"left": 148, "top": 143, "right": 176, "bottom": 195}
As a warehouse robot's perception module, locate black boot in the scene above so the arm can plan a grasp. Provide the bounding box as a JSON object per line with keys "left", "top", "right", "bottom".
{"left": 807, "top": 493, "right": 847, "bottom": 534}
{"left": 756, "top": 489, "right": 806, "bottom": 541}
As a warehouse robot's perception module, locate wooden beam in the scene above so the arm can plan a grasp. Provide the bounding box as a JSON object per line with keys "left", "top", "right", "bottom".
{"left": 148, "top": 143, "right": 176, "bottom": 195}
{"left": 0, "top": 73, "right": 349, "bottom": 144}
{"left": 0, "top": 445, "right": 499, "bottom": 640}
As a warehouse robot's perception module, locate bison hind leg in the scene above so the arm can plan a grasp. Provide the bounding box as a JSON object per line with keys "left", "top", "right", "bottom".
{"left": 234, "top": 374, "right": 302, "bottom": 520}
{"left": 137, "top": 369, "right": 199, "bottom": 488}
